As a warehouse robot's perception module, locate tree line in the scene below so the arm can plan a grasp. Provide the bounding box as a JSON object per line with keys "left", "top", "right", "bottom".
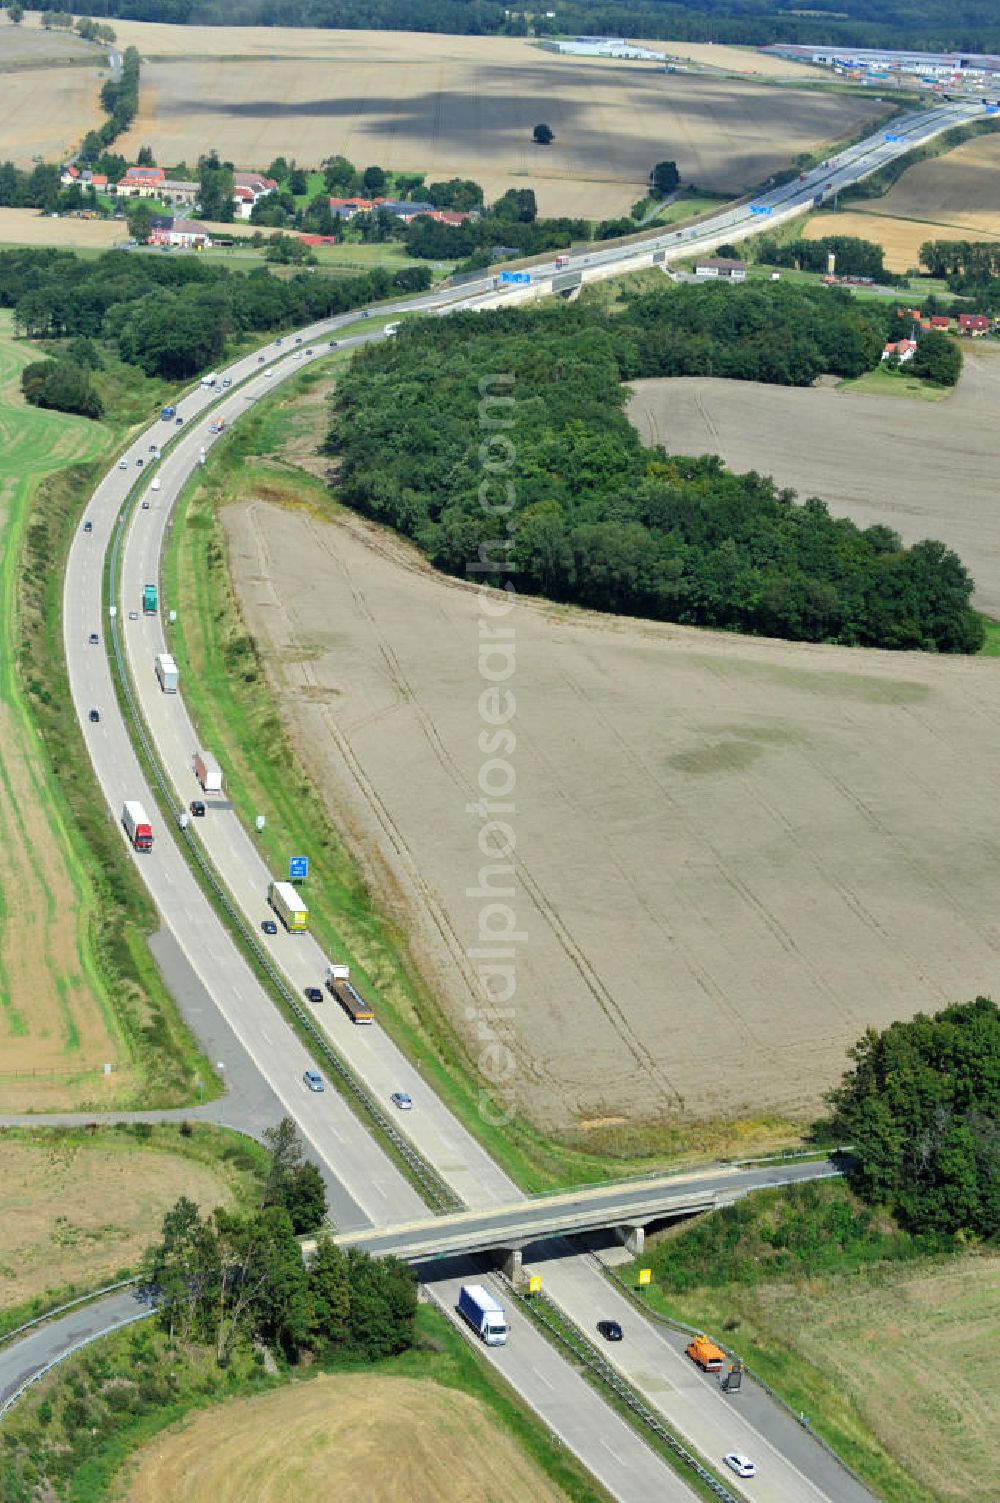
{"left": 142, "top": 1117, "right": 416, "bottom": 1365}
{"left": 0, "top": 245, "right": 431, "bottom": 383}
{"left": 327, "top": 294, "right": 982, "bottom": 652}
{"left": 757, "top": 234, "right": 894, "bottom": 283}
{"left": 828, "top": 998, "right": 1000, "bottom": 1239}
{"left": 60, "top": 0, "right": 1000, "bottom": 51}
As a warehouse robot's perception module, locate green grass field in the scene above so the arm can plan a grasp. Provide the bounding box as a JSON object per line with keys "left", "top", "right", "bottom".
{"left": 838, "top": 364, "right": 952, "bottom": 400}
{"left": 0, "top": 311, "right": 215, "bottom": 1110}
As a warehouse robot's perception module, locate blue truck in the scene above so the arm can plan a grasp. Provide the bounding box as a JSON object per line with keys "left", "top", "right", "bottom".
{"left": 458, "top": 1284, "right": 508, "bottom": 1345}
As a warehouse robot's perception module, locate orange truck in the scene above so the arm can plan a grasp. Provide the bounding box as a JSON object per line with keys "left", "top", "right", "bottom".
{"left": 686, "top": 1334, "right": 726, "bottom": 1371}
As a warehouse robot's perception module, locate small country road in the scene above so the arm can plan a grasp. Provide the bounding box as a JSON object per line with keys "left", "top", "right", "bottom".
{"left": 0, "top": 1290, "right": 152, "bottom": 1417}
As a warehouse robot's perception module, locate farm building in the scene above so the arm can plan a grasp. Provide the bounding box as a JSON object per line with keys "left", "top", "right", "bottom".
{"left": 115, "top": 166, "right": 166, "bottom": 198}
{"left": 232, "top": 171, "right": 278, "bottom": 219}
{"left": 148, "top": 216, "right": 212, "bottom": 248}
{"left": 694, "top": 256, "right": 747, "bottom": 281}
{"left": 160, "top": 179, "right": 199, "bottom": 208}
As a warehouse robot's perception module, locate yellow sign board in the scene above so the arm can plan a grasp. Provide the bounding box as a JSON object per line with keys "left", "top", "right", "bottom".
{"left": 528, "top": 1274, "right": 542, "bottom": 1295}
{"left": 637, "top": 1267, "right": 652, "bottom": 1287}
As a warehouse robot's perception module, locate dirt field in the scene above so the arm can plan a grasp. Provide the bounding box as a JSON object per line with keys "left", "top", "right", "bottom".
{"left": 225, "top": 461, "right": 1000, "bottom": 1133}
{"left": 749, "top": 1255, "right": 1000, "bottom": 1502}
{"left": 631, "top": 37, "right": 831, "bottom": 80}
{"left": 0, "top": 1134, "right": 244, "bottom": 1311}
{"left": 0, "top": 62, "right": 104, "bottom": 167}
{"left": 804, "top": 132, "right": 1000, "bottom": 270}
{"left": 110, "top": 37, "right": 884, "bottom": 218}
{"left": 121, "top": 1371, "right": 568, "bottom": 1503}
{"left": 0, "top": 207, "right": 129, "bottom": 250}
{"left": 627, "top": 345, "right": 1000, "bottom": 617}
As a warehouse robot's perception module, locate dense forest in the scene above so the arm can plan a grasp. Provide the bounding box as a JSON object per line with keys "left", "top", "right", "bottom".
{"left": 327, "top": 294, "right": 981, "bottom": 652}
{"left": 64, "top": 0, "right": 1000, "bottom": 50}
{"left": 0, "top": 247, "right": 430, "bottom": 380}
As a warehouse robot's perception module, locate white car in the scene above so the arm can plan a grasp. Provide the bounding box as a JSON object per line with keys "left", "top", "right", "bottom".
{"left": 118, "top": 459, "right": 128, "bottom": 470}
{"left": 390, "top": 1091, "right": 413, "bottom": 1110}
{"left": 723, "top": 1454, "right": 757, "bottom": 1480}
{"left": 264, "top": 368, "right": 274, "bottom": 378}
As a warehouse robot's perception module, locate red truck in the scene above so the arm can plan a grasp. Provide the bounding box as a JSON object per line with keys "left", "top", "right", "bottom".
{"left": 122, "top": 800, "right": 153, "bottom": 852}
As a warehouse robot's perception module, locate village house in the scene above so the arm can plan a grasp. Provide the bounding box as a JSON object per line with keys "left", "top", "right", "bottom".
{"left": 694, "top": 256, "right": 747, "bottom": 281}
{"left": 881, "top": 338, "right": 917, "bottom": 363}
{"left": 115, "top": 166, "right": 167, "bottom": 199}
{"left": 232, "top": 171, "right": 278, "bottom": 219}
{"left": 148, "top": 216, "right": 212, "bottom": 249}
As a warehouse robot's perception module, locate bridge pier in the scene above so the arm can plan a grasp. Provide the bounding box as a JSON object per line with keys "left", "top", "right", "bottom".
{"left": 500, "top": 1246, "right": 523, "bottom": 1280}
{"left": 617, "top": 1223, "right": 645, "bottom": 1257}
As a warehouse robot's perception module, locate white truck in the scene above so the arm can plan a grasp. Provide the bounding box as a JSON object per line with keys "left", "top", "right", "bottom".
{"left": 193, "top": 750, "right": 223, "bottom": 794}
{"left": 268, "top": 879, "right": 308, "bottom": 933}
{"left": 457, "top": 1284, "right": 507, "bottom": 1346}
{"left": 122, "top": 800, "right": 154, "bottom": 852}
{"left": 155, "top": 652, "right": 178, "bottom": 693}
{"left": 200, "top": 372, "right": 218, "bottom": 388}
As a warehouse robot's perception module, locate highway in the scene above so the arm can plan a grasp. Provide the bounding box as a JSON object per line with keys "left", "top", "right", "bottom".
{"left": 53, "top": 97, "right": 971, "bottom": 1496}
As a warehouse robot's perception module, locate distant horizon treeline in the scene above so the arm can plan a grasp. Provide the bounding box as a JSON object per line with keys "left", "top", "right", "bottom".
{"left": 326, "top": 293, "right": 982, "bottom": 653}
{"left": 64, "top": 0, "right": 1000, "bottom": 52}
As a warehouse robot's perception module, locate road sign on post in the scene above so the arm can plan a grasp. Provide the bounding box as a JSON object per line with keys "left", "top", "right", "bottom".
{"left": 749, "top": 204, "right": 773, "bottom": 217}
{"left": 289, "top": 855, "right": 309, "bottom": 881}
{"left": 637, "top": 1267, "right": 652, "bottom": 1287}
{"left": 528, "top": 1274, "right": 542, "bottom": 1295}
{"left": 498, "top": 271, "right": 532, "bottom": 285}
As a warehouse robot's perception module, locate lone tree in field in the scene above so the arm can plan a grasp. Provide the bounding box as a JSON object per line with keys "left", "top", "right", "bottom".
{"left": 533, "top": 123, "right": 554, "bottom": 145}
{"left": 827, "top": 997, "right": 1000, "bottom": 1238}
{"left": 650, "top": 159, "right": 680, "bottom": 197}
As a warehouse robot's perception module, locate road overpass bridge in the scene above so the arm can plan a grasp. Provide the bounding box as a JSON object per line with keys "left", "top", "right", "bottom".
{"left": 320, "top": 1157, "right": 844, "bottom": 1272}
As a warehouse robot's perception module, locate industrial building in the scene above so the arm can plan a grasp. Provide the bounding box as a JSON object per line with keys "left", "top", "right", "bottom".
{"left": 760, "top": 43, "right": 1000, "bottom": 79}
{"left": 543, "top": 36, "right": 668, "bottom": 61}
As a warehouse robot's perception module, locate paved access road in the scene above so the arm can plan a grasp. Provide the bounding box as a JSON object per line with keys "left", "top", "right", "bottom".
{"left": 0, "top": 1290, "right": 152, "bottom": 1416}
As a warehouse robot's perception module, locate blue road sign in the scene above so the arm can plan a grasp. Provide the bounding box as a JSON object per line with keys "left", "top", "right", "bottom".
{"left": 499, "top": 271, "right": 532, "bottom": 285}
{"left": 884, "top": 133, "right": 902, "bottom": 142}
{"left": 289, "top": 856, "right": 309, "bottom": 881}
{"left": 749, "top": 204, "right": 772, "bottom": 217}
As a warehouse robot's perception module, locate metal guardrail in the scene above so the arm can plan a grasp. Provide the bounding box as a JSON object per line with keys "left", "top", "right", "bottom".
{"left": 0, "top": 1278, "right": 141, "bottom": 1352}
{"left": 103, "top": 458, "right": 462, "bottom": 1219}
{"left": 500, "top": 1274, "right": 739, "bottom": 1502}
{"left": 600, "top": 1259, "right": 874, "bottom": 1497}
{"left": 0, "top": 1306, "right": 154, "bottom": 1424}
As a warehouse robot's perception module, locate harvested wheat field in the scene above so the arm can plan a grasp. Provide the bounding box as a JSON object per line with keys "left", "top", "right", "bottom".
{"left": 627, "top": 344, "right": 1000, "bottom": 618}
{"left": 804, "top": 132, "right": 1000, "bottom": 270}
{"left": 112, "top": 33, "right": 884, "bottom": 218}
{"left": 0, "top": 62, "right": 103, "bottom": 167}
{"left": 749, "top": 1255, "right": 1000, "bottom": 1503}
{"left": 122, "top": 1372, "right": 568, "bottom": 1503}
{"left": 0, "top": 15, "right": 97, "bottom": 64}
{"left": 225, "top": 486, "right": 1000, "bottom": 1134}
{"left": 631, "top": 37, "right": 830, "bottom": 80}
{"left": 0, "top": 207, "right": 128, "bottom": 250}
{"left": 0, "top": 1133, "right": 244, "bottom": 1311}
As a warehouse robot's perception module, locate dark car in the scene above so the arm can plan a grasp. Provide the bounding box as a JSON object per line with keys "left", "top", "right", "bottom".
{"left": 304, "top": 986, "right": 323, "bottom": 1004}
{"left": 294, "top": 335, "right": 302, "bottom": 344}
{"left": 83, "top": 519, "right": 93, "bottom": 533}
{"left": 175, "top": 415, "right": 184, "bottom": 424}
{"left": 89, "top": 708, "right": 100, "bottom": 723}
{"left": 597, "top": 1320, "right": 623, "bottom": 1342}
{"left": 329, "top": 340, "right": 338, "bottom": 348}
{"left": 261, "top": 918, "right": 278, "bottom": 935}
{"left": 88, "top": 631, "right": 99, "bottom": 645}
{"left": 190, "top": 800, "right": 206, "bottom": 817}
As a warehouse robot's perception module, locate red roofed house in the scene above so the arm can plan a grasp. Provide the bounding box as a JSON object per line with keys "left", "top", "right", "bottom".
{"left": 60, "top": 164, "right": 80, "bottom": 186}
{"left": 328, "top": 196, "right": 378, "bottom": 221}
{"left": 929, "top": 315, "right": 951, "bottom": 330}
{"left": 958, "top": 313, "right": 990, "bottom": 336}
{"left": 882, "top": 338, "right": 917, "bottom": 363}
{"left": 426, "top": 209, "right": 471, "bottom": 226}
{"left": 232, "top": 171, "right": 278, "bottom": 219}
{"left": 116, "top": 166, "right": 166, "bottom": 198}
